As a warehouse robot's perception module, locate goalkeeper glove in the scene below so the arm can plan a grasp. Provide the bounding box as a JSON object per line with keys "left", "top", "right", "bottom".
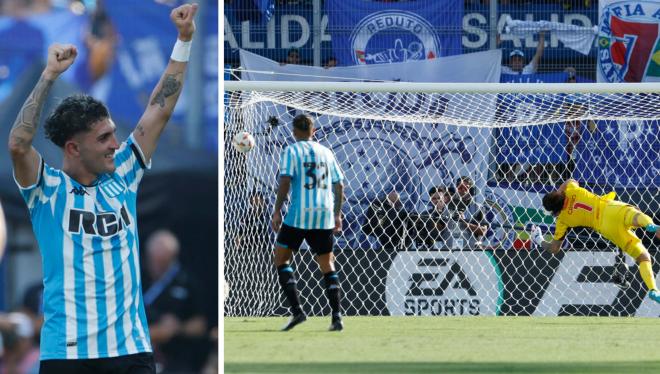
{"left": 530, "top": 225, "right": 544, "bottom": 248}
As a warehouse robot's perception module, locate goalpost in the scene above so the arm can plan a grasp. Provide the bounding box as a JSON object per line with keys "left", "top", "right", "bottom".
{"left": 223, "top": 81, "right": 660, "bottom": 317}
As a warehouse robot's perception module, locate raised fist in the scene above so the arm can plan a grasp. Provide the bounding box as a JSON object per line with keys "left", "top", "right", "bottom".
{"left": 44, "top": 44, "right": 77, "bottom": 79}
{"left": 171, "top": 3, "right": 198, "bottom": 41}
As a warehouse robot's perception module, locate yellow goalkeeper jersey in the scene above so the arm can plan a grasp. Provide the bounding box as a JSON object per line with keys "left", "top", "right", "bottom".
{"left": 553, "top": 181, "right": 614, "bottom": 241}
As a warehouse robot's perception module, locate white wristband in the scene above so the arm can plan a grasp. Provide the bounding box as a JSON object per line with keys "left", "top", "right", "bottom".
{"left": 170, "top": 39, "right": 192, "bottom": 62}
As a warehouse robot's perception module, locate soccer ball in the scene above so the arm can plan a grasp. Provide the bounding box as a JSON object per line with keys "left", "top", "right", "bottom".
{"left": 232, "top": 131, "right": 255, "bottom": 153}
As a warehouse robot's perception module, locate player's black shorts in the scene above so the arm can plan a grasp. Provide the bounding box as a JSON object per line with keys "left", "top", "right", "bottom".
{"left": 276, "top": 224, "right": 334, "bottom": 255}
{"left": 40, "top": 352, "right": 155, "bottom": 374}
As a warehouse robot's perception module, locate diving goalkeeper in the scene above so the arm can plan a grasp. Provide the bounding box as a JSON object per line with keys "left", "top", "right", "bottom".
{"left": 532, "top": 179, "right": 660, "bottom": 302}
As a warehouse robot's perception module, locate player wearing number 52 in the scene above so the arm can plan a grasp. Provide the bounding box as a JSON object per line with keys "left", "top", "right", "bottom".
{"left": 272, "top": 114, "right": 345, "bottom": 332}
{"left": 537, "top": 179, "right": 660, "bottom": 303}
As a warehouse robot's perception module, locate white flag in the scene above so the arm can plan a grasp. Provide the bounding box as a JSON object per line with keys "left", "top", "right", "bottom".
{"left": 504, "top": 16, "right": 597, "bottom": 56}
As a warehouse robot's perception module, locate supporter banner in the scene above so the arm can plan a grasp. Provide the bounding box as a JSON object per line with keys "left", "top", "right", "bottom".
{"left": 103, "top": 1, "right": 218, "bottom": 148}
{"left": 324, "top": 0, "right": 463, "bottom": 65}
{"left": 598, "top": 1, "right": 660, "bottom": 82}
{"left": 224, "top": 4, "right": 599, "bottom": 64}
{"left": 240, "top": 48, "right": 502, "bottom": 82}
{"left": 276, "top": 249, "right": 660, "bottom": 317}
{"left": 574, "top": 120, "right": 660, "bottom": 188}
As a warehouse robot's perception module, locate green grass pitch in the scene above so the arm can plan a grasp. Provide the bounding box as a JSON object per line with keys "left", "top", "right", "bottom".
{"left": 225, "top": 316, "right": 660, "bottom": 373}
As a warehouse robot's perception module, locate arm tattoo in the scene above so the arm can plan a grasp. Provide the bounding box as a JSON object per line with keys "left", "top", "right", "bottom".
{"left": 136, "top": 124, "right": 146, "bottom": 136}
{"left": 9, "top": 77, "right": 53, "bottom": 149}
{"left": 150, "top": 73, "right": 182, "bottom": 108}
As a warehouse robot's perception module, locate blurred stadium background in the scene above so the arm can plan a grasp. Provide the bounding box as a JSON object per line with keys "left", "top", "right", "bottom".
{"left": 0, "top": 0, "right": 218, "bottom": 373}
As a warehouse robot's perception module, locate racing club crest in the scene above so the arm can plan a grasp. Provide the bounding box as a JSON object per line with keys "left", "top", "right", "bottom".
{"left": 598, "top": 1, "right": 660, "bottom": 82}
{"left": 349, "top": 11, "right": 440, "bottom": 65}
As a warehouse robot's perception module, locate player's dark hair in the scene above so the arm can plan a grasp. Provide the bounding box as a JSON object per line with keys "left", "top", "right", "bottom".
{"left": 45, "top": 94, "right": 109, "bottom": 148}
{"left": 292, "top": 114, "right": 313, "bottom": 132}
{"left": 543, "top": 191, "right": 565, "bottom": 216}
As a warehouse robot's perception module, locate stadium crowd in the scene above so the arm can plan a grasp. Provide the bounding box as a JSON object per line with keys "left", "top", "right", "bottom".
{"left": 363, "top": 177, "right": 490, "bottom": 251}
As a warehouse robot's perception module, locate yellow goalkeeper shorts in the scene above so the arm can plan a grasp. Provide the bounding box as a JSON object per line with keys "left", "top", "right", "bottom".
{"left": 598, "top": 201, "right": 644, "bottom": 259}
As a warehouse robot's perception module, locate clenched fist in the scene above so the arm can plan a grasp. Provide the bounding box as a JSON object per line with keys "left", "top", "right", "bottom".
{"left": 171, "top": 3, "right": 198, "bottom": 41}
{"left": 44, "top": 44, "right": 77, "bottom": 80}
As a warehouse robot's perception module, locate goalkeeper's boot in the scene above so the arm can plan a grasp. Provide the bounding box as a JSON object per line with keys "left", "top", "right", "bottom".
{"left": 328, "top": 315, "right": 343, "bottom": 332}
{"left": 611, "top": 263, "right": 631, "bottom": 290}
{"left": 281, "top": 313, "right": 307, "bottom": 331}
{"left": 649, "top": 289, "right": 660, "bottom": 304}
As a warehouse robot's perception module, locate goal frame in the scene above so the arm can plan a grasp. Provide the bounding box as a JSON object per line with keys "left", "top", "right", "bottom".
{"left": 225, "top": 81, "right": 660, "bottom": 94}
{"left": 221, "top": 81, "right": 660, "bottom": 318}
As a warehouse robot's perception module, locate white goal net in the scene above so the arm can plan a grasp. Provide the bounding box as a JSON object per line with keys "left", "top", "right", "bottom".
{"left": 224, "top": 82, "right": 660, "bottom": 317}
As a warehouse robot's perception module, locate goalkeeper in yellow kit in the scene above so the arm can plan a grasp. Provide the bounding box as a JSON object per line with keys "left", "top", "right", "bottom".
{"left": 533, "top": 179, "right": 660, "bottom": 302}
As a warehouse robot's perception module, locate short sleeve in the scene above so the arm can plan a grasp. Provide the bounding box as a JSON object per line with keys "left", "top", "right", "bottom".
{"left": 14, "top": 158, "right": 62, "bottom": 213}
{"left": 553, "top": 220, "right": 568, "bottom": 241}
{"left": 114, "top": 134, "right": 151, "bottom": 190}
{"left": 279, "top": 146, "right": 295, "bottom": 178}
{"left": 329, "top": 152, "right": 344, "bottom": 184}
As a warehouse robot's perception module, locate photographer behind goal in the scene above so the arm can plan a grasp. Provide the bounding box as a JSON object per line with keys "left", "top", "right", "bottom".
{"left": 446, "top": 176, "right": 489, "bottom": 250}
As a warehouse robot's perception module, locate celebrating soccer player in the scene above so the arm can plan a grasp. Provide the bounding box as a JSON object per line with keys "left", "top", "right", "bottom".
{"left": 533, "top": 179, "right": 660, "bottom": 303}
{"left": 272, "top": 114, "right": 345, "bottom": 332}
{"left": 7, "top": 3, "right": 197, "bottom": 372}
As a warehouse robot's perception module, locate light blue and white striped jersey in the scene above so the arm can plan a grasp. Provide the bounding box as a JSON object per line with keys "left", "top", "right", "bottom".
{"left": 279, "top": 140, "right": 344, "bottom": 230}
{"left": 15, "top": 134, "right": 152, "bottom": 360}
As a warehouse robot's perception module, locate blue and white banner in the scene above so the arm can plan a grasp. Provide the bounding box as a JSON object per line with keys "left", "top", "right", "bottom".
{"left": 575, "top": 120, "right": 660, "bottom": 188}
{"left": 324, "top": 0, "right": 463, "bottom": 66}
{"left": 224, "top": 3, "right": 599, "bottom": 65}
{"left": 102, "top": 1, "right": 218, "bottom": 149}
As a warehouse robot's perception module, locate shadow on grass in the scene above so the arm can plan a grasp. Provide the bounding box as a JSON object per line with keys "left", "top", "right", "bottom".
{"left": 224, "top": 361, "right": 660, "bottom": 374}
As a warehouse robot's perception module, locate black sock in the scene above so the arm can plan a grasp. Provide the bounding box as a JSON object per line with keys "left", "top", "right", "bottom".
{"left": 323, "top": 271, "right": 341, "bottom": 318}
{"left": 277, "top": 264, "right": 303, "bottom": 315}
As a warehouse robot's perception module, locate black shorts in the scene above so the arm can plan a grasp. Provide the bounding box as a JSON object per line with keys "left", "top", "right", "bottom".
{"left": 40, "top": 352, "right": 155, "bottom": 374}
{"left": 276, "top": 224, "right": 334, "bottom": 255}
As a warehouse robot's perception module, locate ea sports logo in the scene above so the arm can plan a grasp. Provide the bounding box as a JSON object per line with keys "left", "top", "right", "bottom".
{"left": 385, "top": 252, "right": 500, "bottom": 316}
{"left": 598, "top": 1, "right": 660, "bottom": 82}
{"left": 349, "top": 11, "right": 439, "bottom": 65}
